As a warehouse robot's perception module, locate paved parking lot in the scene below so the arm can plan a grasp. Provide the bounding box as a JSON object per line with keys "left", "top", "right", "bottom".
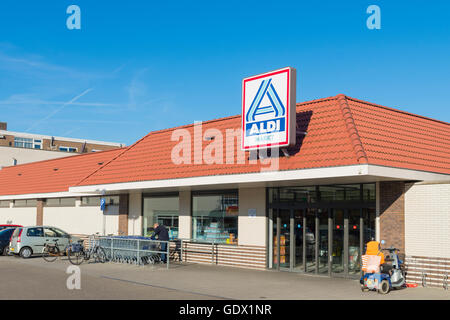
{"left": 0, "top": 255, "right": 449, "bottom": 300}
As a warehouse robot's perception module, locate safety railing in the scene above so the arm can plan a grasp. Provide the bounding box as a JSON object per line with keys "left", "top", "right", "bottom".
{"left": 98, "top": 236, "right": 171, "bottom": 269}
{"left": 178, "top": 239, "right": 221, "bottom": 265}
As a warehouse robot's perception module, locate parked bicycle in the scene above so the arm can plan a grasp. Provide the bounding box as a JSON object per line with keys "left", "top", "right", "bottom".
{"left": 67, "top": 234, "right": 106, "bottom": 265}
{"left": 42, "top": 239, "right": 67, "bottom": 262}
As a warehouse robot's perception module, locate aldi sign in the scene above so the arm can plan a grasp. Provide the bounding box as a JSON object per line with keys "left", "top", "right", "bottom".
{"left": 242, "top": 67, "right": 296, "bottom": 150}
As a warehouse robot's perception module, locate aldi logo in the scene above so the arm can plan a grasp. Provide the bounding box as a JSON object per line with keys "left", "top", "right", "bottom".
{"left": 242, "top": 67, "right": 296, "bottom": 150}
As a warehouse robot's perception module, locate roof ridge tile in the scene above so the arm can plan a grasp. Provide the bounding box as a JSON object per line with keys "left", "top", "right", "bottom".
{"left": 335, "top": 94, "right": 368, "bottom": 164}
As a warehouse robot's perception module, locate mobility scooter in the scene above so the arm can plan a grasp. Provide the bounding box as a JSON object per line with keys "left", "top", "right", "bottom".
{"left": 360, "top": 241, "right": 406, "bottom": 294}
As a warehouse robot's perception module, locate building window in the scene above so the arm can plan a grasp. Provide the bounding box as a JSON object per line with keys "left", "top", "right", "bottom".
{"left": 59, "top": 146, "right": 78, "bottom": 152}
{"left": 319, "top": 184, "right": 361, "bottom": 202}
{"left": 13, "top": 137, "right": 42, "bottom": 149}
{"left": 270, "top": 183, "right": 376, "bottom": 204}
{"left": 33, "top": 139, "right": 42, "bottom": 149}
{"left": 363, "top": 183, "right": 376, "bottom": 201}
{"left": 45, "top": 198, "right": 76, "bottom": 207}
{"left": 14, "top": 137, "right": 33, "bottom": 149}
{"left": 14, "top": 199, "right": 37, "bottom": 207}
{"left": 81, "top": 196, "right": 119, "bottom": 206}
{"left": 192, "top": 191, "right": 238, "bottom": 244}
{"left": 0, "top": 200, "right": 10, "bottom": 208}
{"left": 142, "top": 195, "right": 179, "bottom": 239}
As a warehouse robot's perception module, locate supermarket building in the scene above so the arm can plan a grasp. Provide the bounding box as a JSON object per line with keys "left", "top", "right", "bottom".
{"left": 0, "top": 94, "right": 449, "bottom": 287}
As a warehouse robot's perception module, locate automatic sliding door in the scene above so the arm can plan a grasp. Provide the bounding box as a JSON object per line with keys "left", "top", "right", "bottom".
{"left": 318, "top": 209, "right": 329, "bottom": 274}
{"left": 332, "top": 209, "right": 345, "bottom": 274}
{"left": 272, "top": 209, "right": 291, "bottom": 269}
{"left": 279, "top": 209, "right": 291, "bottom": 269}
{"left": 305, "top": 209, "right": 316, "bottom": 273}
{"left": 348, "top": 209, "right": 362, "bottom": 275}
{"left": 294, "top": 209, "right": 304, "bottom": 271}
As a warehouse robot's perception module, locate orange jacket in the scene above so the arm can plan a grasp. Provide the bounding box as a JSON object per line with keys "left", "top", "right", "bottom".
{"left": 365, "top": 241, "right": 385, "bottom": 264}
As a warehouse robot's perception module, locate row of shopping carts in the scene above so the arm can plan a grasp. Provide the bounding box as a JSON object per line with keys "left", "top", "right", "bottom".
{"left": 98, "top": 236, "right": 168, "bottom": 267}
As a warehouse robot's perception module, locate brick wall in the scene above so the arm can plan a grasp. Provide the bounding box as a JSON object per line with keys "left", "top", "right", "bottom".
{"left": 36, "top": 200, "right": 44, "bottom": 226}
{"left": 118, "top": 194, "right": 129, "bottom": 235}
{"left": 379, "top": 181, "right": 405, "bottom": 255}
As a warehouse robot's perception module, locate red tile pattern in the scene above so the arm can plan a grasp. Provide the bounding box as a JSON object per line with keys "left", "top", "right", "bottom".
{"left": 77, "top": 96, "right": 360, "bottom": 186}
{"left": 2, "top": 94, "right": 448, "bottom": 196}
{"left": 347, "top": 97, "right": 450, "bottom": 174}
{"left": 0, "top": 149, "right": 124, "bottom": 196}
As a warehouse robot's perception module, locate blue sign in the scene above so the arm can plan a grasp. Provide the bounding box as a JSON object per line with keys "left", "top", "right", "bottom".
{"left": 100, "top": 198, "right": 106, "bottom": 211}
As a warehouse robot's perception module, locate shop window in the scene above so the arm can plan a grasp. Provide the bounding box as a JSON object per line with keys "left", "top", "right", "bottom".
{"left": 81, "top": 197, "right": 101, "bottom": 206}
{"left": 14, "top": 199, "right": 37, "bottom": 207}
{"left": 142, "top": 195, "right": 179, "bottom": 239}
{"left": 46, "top": 198, "right": 76, "bottom": 207}
{"left": 81, "top": 196, "right": 119, "bottom": 207}
{"left": 192, "top": 192, "right": 238, "bottom": 244}
{"left": 363, "top": 183, "right": 376, "bottom": 201}
{"left": 319, "top": 184, "right": 361, "bottom": 202}
{"left": 0, "top": 200, "right": 9, "bottom": 208}
{"left": 276, "top": 186, "right": 317, "bottom": 203}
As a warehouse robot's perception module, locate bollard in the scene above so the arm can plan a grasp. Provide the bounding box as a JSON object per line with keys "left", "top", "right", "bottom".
{"left": 422, "top": 272, "right": 427, "bottom": 287}
{"left": 180, "top": 239, "right": 183, "bottom": 263}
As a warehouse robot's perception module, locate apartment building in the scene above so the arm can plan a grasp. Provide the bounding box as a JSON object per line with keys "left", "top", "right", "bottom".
{"left": 0, "top": 122, "right": 125, "bottom": 168}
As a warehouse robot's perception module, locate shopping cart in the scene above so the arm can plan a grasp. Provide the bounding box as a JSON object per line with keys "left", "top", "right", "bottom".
{"left": 98, "top": 236, "right": 167, "bottom": 266}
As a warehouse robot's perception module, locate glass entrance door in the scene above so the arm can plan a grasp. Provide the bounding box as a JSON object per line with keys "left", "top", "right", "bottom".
{"left": 270, "top": 206, "right": 372, "bottom": 278}
{"left": 305, "top": 209, "right": 316, "bottom": 273}
{"left": 348, "top": 209, "right": 362, "bottom": 276}
{"left": 294, "top": 209, "right": 304, "bottom": 271}
{"left": 279, "top": 209, "right": 291, "bottom": 269}
{"left": 331, "top": 209, "right": 345, "bottom": 274}
{"left": 318, "top": 209, "right": 329, "bottom": 274}
{"left": 272, "top": 209, "right": 291, "bottom": 269}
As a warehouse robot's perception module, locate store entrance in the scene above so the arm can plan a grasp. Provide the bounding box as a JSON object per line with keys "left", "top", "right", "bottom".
{"left": 271, "top": 207, "right": 375, "bottom": 278}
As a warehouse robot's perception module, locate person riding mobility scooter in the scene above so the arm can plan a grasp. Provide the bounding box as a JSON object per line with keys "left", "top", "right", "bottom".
{"left": 360, "top": 240, "right": 406, "bottom": 294}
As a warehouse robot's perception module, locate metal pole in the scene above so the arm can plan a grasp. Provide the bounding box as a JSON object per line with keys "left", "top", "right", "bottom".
{"left": 211, "top": 242, "right": 214, "bottom": 264}
{"left": 167, "top": 241, "right": 170, "bottom": 269}
{"left": 180, "top": 239, "right": 183, "bottom": 263}
{"left": 111, "top": 237, "right": 114, "bottom": 262}
{"left": 137, "top": 239, "right": 140, "bottom": 266}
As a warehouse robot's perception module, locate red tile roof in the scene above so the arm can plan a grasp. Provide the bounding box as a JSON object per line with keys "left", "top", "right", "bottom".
{"left": 0, "top": 148, "right": 125, "bottom": 196}
{"left": 75, "top": 94, "right": 449, "bottom": 188}
{"left": 1, "top": 94, "right": 448, "bottom": 196}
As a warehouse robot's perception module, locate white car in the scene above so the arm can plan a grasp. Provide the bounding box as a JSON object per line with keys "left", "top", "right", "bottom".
{"left": 9, "top": 226, "right": 80, "bottom": 258}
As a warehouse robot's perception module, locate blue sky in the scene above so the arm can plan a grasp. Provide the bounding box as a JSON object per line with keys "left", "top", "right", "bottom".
{"left": 0, "top": 1, "right": 449, "bottom": 145}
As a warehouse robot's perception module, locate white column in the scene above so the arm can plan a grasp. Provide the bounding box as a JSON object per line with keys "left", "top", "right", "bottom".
{"left": 128, "top": 192, "right": 142, "bottom": 236}
{"left": 178, "top": 190, "right": 191, "bottom": 239}
{"left": 376, "top": 181, "right": 381, "bottom": 242}
{"left": 238, "top": 187, "right": 267, "bottom": 246}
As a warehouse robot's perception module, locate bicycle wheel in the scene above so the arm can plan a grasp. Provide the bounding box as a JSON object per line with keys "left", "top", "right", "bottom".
{"left": 67, "top": 247, "right": 85, "bottom": 265}
{"left": 95, "top": 246, "right": 107, "bottom": 263}
{"left": 42, "top": 245, "right": 59, "bottom": 262}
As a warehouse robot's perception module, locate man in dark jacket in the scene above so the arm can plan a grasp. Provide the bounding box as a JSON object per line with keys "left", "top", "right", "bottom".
{"left": 152, "top": 223, "right": 169, "bottom": 263}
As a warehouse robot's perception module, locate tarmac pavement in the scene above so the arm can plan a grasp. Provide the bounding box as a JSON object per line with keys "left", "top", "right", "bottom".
{"left": 0, "top": 255, "right": 449, "bottom": 300}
